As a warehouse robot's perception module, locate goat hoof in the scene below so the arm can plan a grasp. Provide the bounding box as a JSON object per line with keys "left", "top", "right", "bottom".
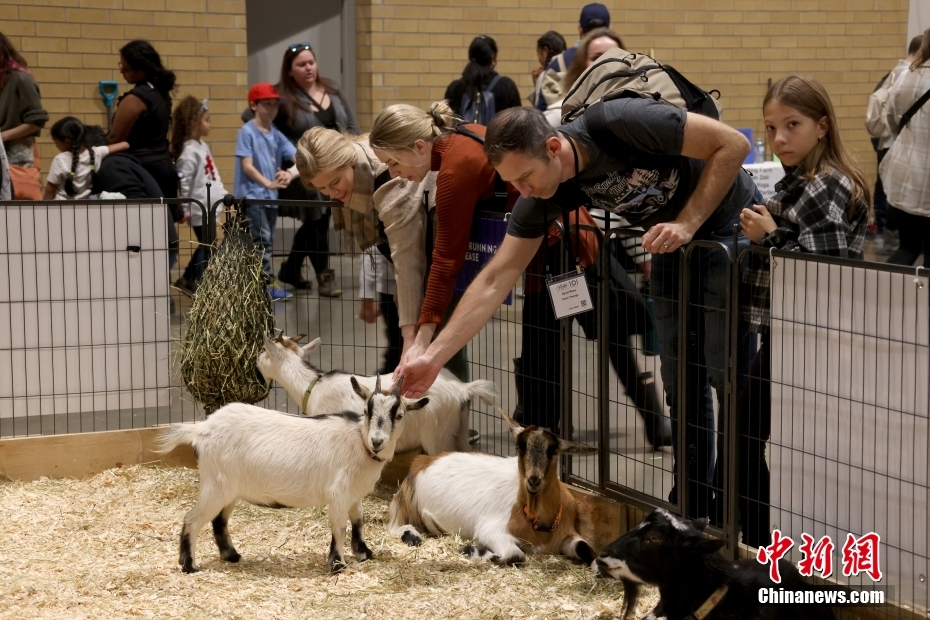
{"left": 353, "top": 545, "right": 373, "bottom": 562}
{"left": 499, "top": 555, "right": 525, "bottom": 567}
{"left": 222, "top": 550, "right": 241, "bottom": 563}
{"left": 329, "top": 557, "right": 347, "bottom": 573}
{"left": 181, "top": 562, "right": 200, "bottom": 574}
{"left": 401, "top": 531, "right": 422, "bottom": 547}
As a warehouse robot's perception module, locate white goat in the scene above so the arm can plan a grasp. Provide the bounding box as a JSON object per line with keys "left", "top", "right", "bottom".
{"left": 158, "top": 374, "right": 428, "bottom": 573}
{"left": 388, "top": 410, "right": 598, "bottom": 566}
{"left": 256, "top": 334, "right": 496, "bottom": 455}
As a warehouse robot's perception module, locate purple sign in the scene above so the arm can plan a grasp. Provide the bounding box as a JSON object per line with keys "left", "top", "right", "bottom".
{"left": 454, "top": 217, "right": 512, "bottom": 305}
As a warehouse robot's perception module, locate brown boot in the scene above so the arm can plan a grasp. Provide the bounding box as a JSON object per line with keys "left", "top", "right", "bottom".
{"left": 317, "top": 269, "right": 343, "bottom": 298}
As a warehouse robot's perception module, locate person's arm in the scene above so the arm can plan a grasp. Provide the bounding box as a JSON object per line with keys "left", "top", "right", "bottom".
{"left": 0, "top": 122, "right": 42, "bottom": 143}
{"left": 108, "top": 94, "right": 147, "bottom": 144}
{"left": 43, "top": 182, "right": 58, "bottom": 200}
{"left": 395, "top": 232, "right": 544, "bottom": 397}
{"left": 107, "top": 141, "right": 130, "bottom": 154}
{"left": 642, "top": 112, "right": 750, "bottom": 253}
{"left": 240, "top": 156, "right": 279, "bottom": 189}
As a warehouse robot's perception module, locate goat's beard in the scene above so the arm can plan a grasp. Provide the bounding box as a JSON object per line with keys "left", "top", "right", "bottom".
{"left": 620, "top": 578, "right": 640, "bottom": 620}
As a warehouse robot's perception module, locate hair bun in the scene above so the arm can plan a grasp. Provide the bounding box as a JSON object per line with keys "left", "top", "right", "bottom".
{"left": 428, "top": 106, "right": 444, "bottom": 127}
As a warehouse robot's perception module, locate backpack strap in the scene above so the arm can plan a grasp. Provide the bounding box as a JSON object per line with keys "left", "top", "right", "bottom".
{"left": 486, "top": 74, "right": 501, "bottom": 91}
{"left": 898, "top": 86, "right": 930, "bottom": 132}
{"left": 452, "top": 125, "right": 510, "bottom": 213}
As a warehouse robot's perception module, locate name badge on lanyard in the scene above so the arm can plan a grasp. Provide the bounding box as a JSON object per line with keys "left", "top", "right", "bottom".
{"left": 546, "top": 269, "right": 593, "bottom": 319}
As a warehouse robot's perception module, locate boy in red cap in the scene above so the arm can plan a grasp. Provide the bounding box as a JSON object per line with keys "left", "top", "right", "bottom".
{"left": 234, "top": 82, "right": 298, "bottom": 301}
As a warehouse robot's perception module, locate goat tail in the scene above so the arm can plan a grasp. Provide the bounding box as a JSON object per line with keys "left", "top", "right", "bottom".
{"left": 154, "top": 423, "right": 201, "bottom": 454}
{"left": 464, "top": 379, "right": 497, "bottom": 408}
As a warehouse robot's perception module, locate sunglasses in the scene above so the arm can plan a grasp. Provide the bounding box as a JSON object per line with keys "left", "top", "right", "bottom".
{"left": 288, "top": 42, "right": 313, "bottom": 53}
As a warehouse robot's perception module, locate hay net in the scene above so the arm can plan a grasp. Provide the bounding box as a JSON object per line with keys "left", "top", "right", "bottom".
{"left": 178, "top": 213, "right": 274, "bottom": 413}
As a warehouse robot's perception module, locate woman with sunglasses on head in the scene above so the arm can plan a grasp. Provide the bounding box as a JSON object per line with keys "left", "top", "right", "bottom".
{"left": 244, "top": 42, "right": 360, "bottom": 296}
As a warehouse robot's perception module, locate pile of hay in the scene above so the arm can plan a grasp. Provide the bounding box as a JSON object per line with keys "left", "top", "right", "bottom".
{"left": 0, "top": 465, "right": 659, "bottom": 619}
{"left": 178, "top": 214, "right": 274, "bottom": 413}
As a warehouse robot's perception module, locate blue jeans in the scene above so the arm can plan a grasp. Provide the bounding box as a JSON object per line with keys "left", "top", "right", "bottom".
{"left": 651, "top": 214, "right": 752, "bottom": 519}
{"left": 246, "top": 204, "right": 277, "bottom": 280}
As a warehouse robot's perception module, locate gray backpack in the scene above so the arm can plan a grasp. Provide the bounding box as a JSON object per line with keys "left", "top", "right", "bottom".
{"left": 560, "top": 47, "right": 722, "bottom": 124}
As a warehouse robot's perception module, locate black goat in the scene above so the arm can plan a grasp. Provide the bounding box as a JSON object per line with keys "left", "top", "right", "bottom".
{"left": 594, "top": 508, "right": 835, "bottom": 620}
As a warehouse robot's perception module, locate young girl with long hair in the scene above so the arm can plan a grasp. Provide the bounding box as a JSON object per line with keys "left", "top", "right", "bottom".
{"left": 443, "top": 36, "right": 522, "bottom": 121}
{"left": 737, "top": 75, "right": 871, "bottom": 548}
{"left": 44, "top": 116, "right": 128, "bottom": 200}
{"left": 172, "top": 95, "right": 227, "bottom": 293}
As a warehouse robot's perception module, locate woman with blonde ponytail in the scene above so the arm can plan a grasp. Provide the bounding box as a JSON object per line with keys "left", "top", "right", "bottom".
{"left": 369, "top": 101, "right": 519, "bottom": 383}
{"left": 296, "top": 126, "right": 434, "bottom": 369}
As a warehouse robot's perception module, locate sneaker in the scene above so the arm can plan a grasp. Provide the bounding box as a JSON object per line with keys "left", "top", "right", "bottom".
{"left": 316, "top": 269, "right": 343, "bottom": 298}
{"left": 278, "top": 266, "right": 312, "bottom": 290}
{"left": 882, "top": 228, "right": 900, "bottom": 254}
{"left": 267, "top": 282, "right": 293, "bottom": 302}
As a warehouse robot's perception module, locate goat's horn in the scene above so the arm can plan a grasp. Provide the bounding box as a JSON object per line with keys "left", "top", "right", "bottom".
{"left": 374, "top": 373, "right": 382, "bottom": 395}
{"left": 391, "top": 375, "right": 405, "bottom": 396}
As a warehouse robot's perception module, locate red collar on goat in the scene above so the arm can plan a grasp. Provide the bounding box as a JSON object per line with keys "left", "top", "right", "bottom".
{"left": 685, "top": 584, "right": 729, "bottom": 620}
{"left": 523, "top": 503, "right": 562, "bottom": 532}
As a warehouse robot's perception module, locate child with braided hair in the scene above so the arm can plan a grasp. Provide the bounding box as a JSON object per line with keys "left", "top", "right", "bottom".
{"left": 44, "top": 116, "right": 128, "bottom": 199}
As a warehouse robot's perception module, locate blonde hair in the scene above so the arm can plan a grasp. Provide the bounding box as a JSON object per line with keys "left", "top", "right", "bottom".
{"left": 764, "top": 75, "right": 872, "bottom": 219}
{"left": 368, "top": 101, "right": 459, "bottom": 153}
{"left": 295, "top": 126, "right": 362, "bottom": 189}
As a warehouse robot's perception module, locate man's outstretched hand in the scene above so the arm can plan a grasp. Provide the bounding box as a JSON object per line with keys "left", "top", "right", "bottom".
{"left": 394, "top": 354, "right": 443, "bottom": 398}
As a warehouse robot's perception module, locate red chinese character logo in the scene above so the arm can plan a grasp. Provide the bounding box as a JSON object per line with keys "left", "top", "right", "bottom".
{"left": 798, "top": 534, "right": 834, "bottom": 578}
{"left": 841, "top": 532, "right": 883, "bottom": 582}
{"left": 757, "top": 529, "right": 794, "bottom": 583}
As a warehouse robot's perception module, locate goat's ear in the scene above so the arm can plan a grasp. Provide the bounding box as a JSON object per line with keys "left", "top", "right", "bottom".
{"left": 263, "top": 334, "right": 281, "bottom": 355}
{"left": 301, "top": 337, "right": 321, "bottom": 358}
{"left": 350, "top": 376, "right": 371, "bottom": 401}
{"left": 499, "top": 408, "right": 524, "bottom": 438}
{"left": 557, "top": 438, "right": 598, "bottom": 455}
{"left": 291, "top": 334, "right": 306, "bottom": 343}
{"left": 689, "top": 517, "right": 710, "bottom": 532}
{"left": 403, "top": 396, "right": 429, "bottom": 411}
{"left": 683, "top": 535, "right": 726, "bottom": 555}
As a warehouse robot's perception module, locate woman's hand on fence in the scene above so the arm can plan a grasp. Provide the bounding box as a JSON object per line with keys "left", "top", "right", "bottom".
{"left": 358, "top": 298, "right": 380, "bottom": 323}
{"left": 739, "top": 205, "right": 776, "bottom": 244}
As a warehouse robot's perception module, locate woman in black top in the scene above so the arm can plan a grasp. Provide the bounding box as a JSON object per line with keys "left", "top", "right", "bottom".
{"left": 444, "top": 35, "right": 522, "bottom": 123}
{"left": 108, "top": 40, "right": 176, "bottom": 201}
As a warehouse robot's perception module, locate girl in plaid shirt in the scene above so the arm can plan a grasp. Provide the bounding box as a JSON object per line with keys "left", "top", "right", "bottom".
{"left": 734, "top": 75, "right": 871, "bottom": 548}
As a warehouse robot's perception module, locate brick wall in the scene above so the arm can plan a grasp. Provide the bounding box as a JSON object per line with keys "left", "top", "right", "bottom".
{"left": 355, "top": 0, "right": 910, "bottom": 181}
{"left": 3, "top": 0, "right": 248, "bottom": 180}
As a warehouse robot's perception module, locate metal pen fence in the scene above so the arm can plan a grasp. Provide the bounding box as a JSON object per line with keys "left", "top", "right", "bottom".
{"left": 3, "top": 196, "right": 929, "bottom": 614}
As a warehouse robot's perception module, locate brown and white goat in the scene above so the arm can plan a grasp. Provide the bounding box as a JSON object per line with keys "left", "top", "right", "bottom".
{"left": 388, "top": 409, "right": 597, "bottom": 566}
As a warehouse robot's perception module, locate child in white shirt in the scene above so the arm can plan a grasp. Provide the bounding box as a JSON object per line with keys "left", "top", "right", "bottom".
{"left": 171, "top": 96, "right": 228, "bottom": 293}
{"left": 44, "top": 117, "right": 128, "bottom": 200}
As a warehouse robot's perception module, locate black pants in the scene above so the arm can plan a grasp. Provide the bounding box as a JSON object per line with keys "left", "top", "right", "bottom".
{"left": 873, "top": 149, "right": 890, "bottom": 231}
{"left": 378, "top": 292, "right": 403, "bottom": 375}
{"left": 728, "top": 337, "right": 772, "bottom": 548}
{"left": 519, "top": 249, "right": 663, "bottom": 438}
{"left": 181, "top": 225, "right": 208, "bottom": 284}
{"left": 887, "top": 206, "right": 930, "bottom": 268}
{"left": 280, "top": 209, "right": 331, "bottom": 280}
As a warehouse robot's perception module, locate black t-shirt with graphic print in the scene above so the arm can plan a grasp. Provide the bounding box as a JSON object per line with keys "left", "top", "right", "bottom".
{"left": 507, "top": 98, "right": 757, "bottom": 239}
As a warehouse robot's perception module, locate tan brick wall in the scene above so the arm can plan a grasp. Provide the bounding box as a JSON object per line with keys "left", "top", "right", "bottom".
{"left": 5, "top": 0, "right": 248, "bottom": 181}
{"left": 356, "top": 0, "right": 910, "bottom": 183}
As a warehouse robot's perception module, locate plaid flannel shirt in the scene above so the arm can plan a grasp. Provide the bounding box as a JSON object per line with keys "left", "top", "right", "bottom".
{"left": 741, "top": 166, "right": 868, "bottom": 332}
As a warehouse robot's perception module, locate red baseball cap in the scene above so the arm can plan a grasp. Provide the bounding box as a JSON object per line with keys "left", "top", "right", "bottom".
{"left": 248, "top": 82, "right": 280, "bottom": 103}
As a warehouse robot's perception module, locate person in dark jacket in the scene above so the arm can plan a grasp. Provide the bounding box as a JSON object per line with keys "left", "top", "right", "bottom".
{"left": 444, "top": 35, "right": 522, "bottom": 122}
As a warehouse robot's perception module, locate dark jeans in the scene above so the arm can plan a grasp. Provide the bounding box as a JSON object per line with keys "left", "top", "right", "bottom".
{"left": 731, "top": 336, "right": 772, "bottom": 548}
{"left": 652, "top": 216, "right": 753, "bottom": 519}
{"left": 873, "top": 149, "right": 890, "bottom": 232}
{"left": 378, "top": 292, "right": 403, "bottom": 375}
{"left": 886, "top": 206, "right": 930, "bottom": 268}
{"left": 246, "top": 204, "right": 278, "bottom": 279}
{"left": 181, "top": 225, "right": 208, "bottom": 284}
{"left": 519, "top": 248, "right": 664, "bottom": 438}
{"left": 280, "top": 209, "right": 331, "bottom": 280}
